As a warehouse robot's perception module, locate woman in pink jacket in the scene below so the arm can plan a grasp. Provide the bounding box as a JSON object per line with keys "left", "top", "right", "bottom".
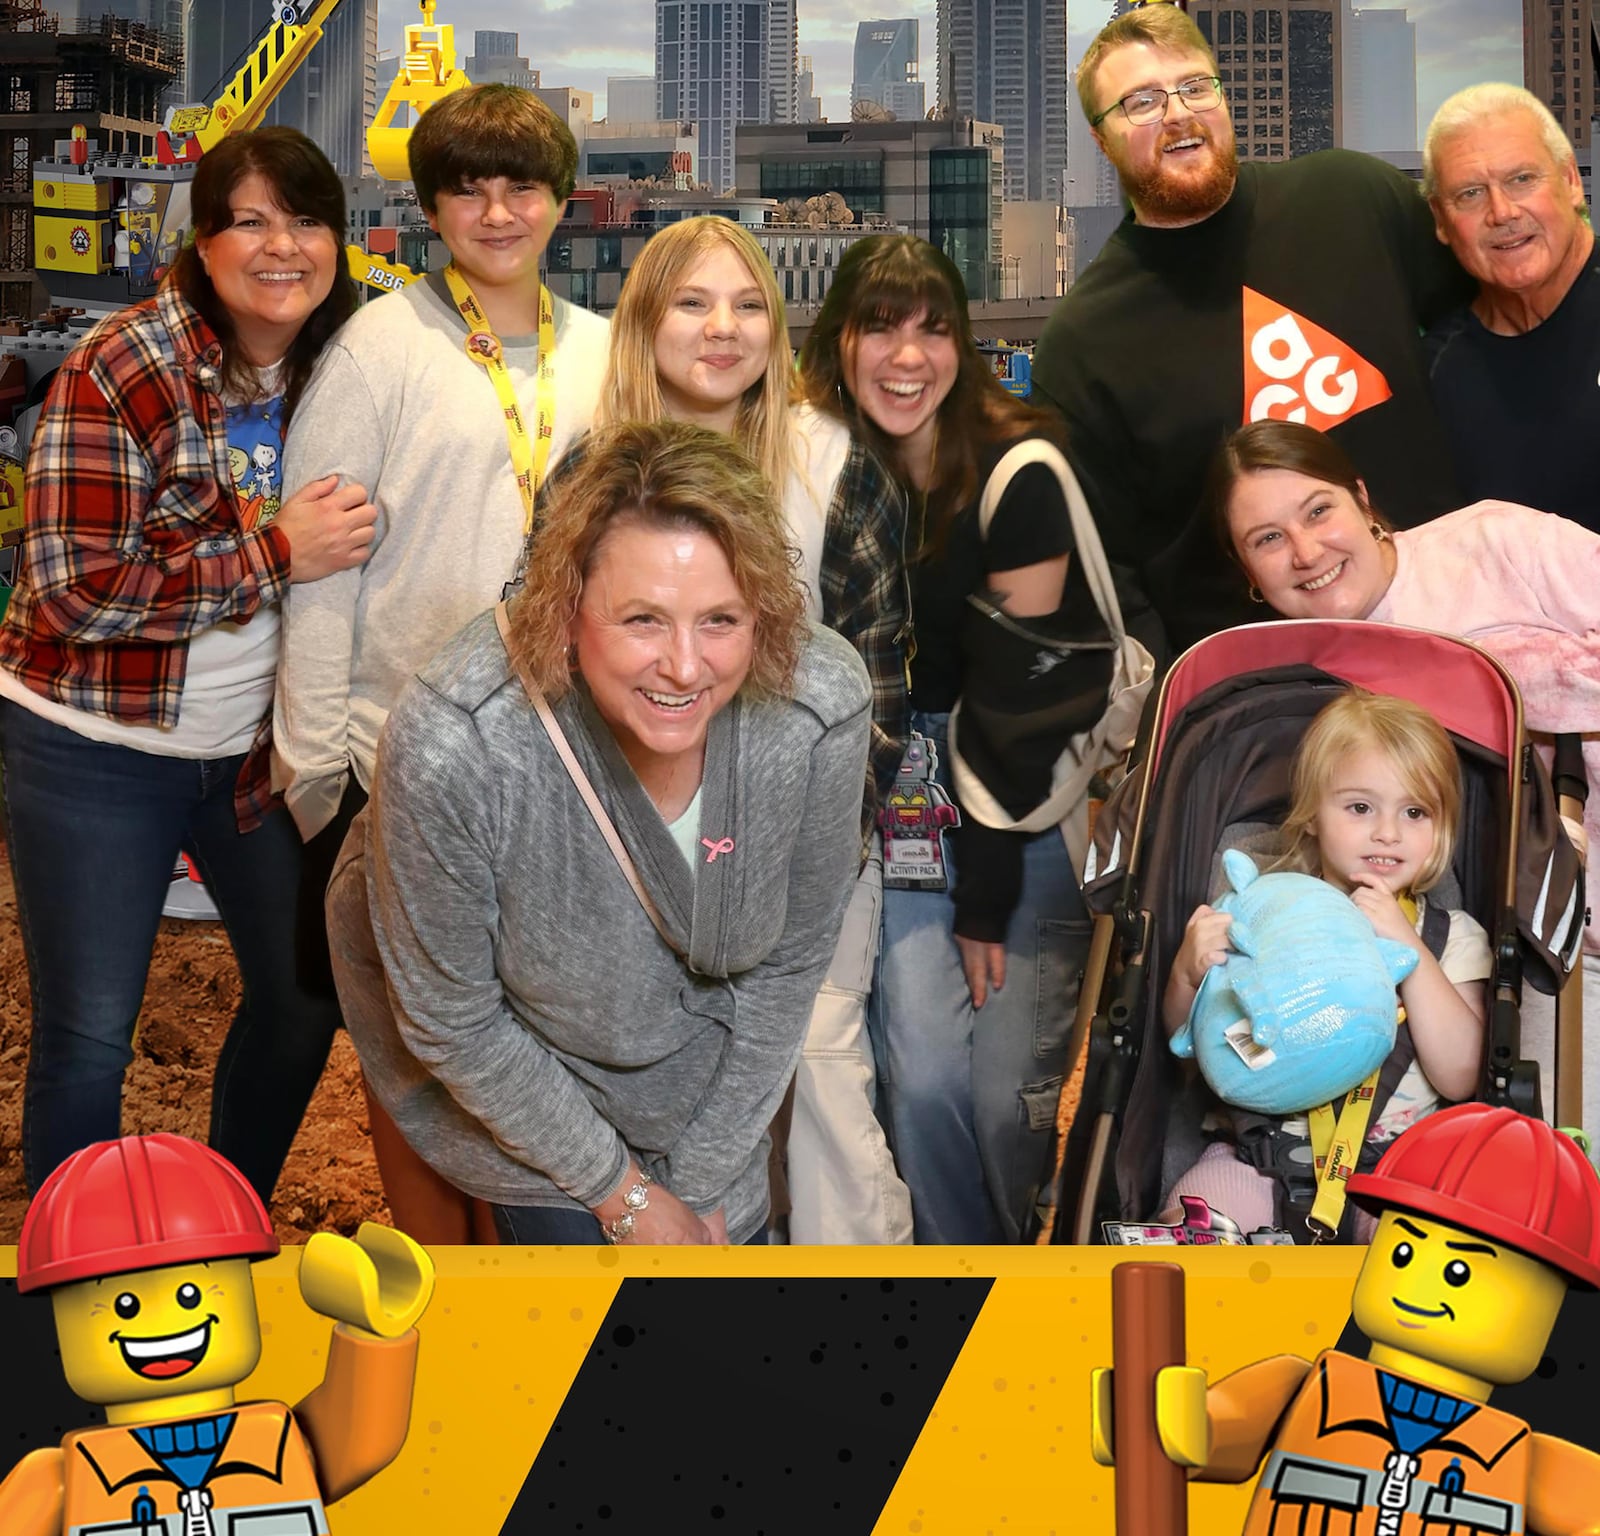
{"left": 1205, "top": 418, "right": 1600, "bottom": 1149}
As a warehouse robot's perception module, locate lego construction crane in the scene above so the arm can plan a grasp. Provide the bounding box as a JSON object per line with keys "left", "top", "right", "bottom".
{"left": 159, "top": 0, "right": 347, "bottom": 163}
{"left": 366, "top": 0, "right": 472, "bottom": 180}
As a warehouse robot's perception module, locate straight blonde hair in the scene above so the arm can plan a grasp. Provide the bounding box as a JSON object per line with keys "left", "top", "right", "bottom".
{"left": 1276, "top": 690, "right": 1461, "bottom": 895}
{"left": 597, "top": 216, "right": 794, "bottom": 496}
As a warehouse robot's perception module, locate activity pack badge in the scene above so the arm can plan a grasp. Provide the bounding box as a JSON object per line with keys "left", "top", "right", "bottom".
{"left": 880, "top": 732, "right": 960, "bottom": 891}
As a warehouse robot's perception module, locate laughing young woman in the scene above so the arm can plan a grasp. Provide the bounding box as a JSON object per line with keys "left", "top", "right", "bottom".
{"left": 798, "top": 234, "right": 1108, "bottom": 1244}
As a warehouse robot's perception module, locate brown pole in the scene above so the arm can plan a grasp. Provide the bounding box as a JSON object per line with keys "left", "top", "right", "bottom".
{"left": 1111, "top": 1260, "right": 1189, "bottom": 1536}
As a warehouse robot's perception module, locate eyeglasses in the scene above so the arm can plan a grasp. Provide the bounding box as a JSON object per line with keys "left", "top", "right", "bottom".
{"left": 1091, "top": 74, "right": 1224, "bottom": 128}
{"left": 1439, "top": 168, "right": 1554, "bottom": 216}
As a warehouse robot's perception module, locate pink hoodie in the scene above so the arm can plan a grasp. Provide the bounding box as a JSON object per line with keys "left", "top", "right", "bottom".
{"left": 1367, "top": 500, "right": 1600, "bottom": 951}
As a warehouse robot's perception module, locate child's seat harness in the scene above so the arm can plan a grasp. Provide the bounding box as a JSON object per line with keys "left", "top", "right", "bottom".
{"left": 1229, "top": 900, "right": 1452, "bottom": 1243}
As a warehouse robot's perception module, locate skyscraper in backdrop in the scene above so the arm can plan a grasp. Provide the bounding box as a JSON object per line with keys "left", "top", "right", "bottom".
{"left": 467, "top": 29, "right": 539, "bottom": 88}
{"left": 1189, "top": 0, "right": 1341, "bottom": 161}
{"left": 184, "top": 0, "right": 378, "bottom": 177}
{"left": 1523, "top": 0, "right": 1599, "bottom": 154}
{"left": 853, "top": 19, "right": 925, "bottom": 119}
{"left": 797, "top": 55, "right": 823, "bottom": 121}
{"left": 656, "top": 0, "right": 797, "bottom": 191}
{"left": 936, "top": 0, "right": 1068, "bottom": 200}
{"left": 768, "top": 0, "right": 798, "bottom": 124}
{"left": 1341, "top": 6, "right": 1416, "bottom": 153}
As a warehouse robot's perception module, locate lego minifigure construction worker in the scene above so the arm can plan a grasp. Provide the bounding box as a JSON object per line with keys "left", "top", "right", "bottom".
{"left": 1092, "top": 1102, "right": 1600, "bottom": 1535}
{"left": 0, "top": 1133, "right": 435, "bottom": 1536}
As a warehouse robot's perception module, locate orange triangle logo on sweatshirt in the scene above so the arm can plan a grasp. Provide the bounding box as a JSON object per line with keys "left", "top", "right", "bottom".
{"left": 1241, "top": 287, "right": 1393, "bottom": 429}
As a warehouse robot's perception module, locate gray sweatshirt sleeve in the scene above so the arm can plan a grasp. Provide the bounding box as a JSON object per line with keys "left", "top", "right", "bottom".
{"left": 272, "top": 343, "right": 379, "bottom": 842}
{"left": 662, "top": 696, "right": 871, "bottom": 1209}
{"left": 364, "top": 685, "right": 631, "bottom": 1209}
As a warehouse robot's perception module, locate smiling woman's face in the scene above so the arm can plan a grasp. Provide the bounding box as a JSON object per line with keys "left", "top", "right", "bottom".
{"left": 570, "top": 518, "right": 755, "bottom": 790}
{"left": 1226, "top": 468, "right": 1396, "bottom": 620}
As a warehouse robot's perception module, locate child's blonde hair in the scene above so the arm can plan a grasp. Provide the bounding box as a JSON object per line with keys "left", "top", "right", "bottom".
{"left": 1275, "top": 690, "right": 1461, "bottom": 894}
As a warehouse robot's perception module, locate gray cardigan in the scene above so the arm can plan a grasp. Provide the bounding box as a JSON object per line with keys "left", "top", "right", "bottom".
{"left": 328, "top": 609, "right": 871, "bottom": 1242}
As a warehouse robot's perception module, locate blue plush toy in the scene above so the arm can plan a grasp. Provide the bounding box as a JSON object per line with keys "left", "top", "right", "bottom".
{"left": 1170, "top": 849, "right": 1421, "bottom": 1115}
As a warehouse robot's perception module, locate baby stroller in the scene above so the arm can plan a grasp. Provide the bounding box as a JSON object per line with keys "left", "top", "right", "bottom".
{"left": 1043, "top": 619, "right": 1587, "bottom": 1245}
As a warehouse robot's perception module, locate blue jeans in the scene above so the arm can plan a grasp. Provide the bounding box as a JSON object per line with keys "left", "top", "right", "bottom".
{"left": 1, "top": 700, "right": 342, "bottom": 1202}
{"left": 492, "top": 1203, "right": 769, "bottom": 1245}
{"left": 870, "top": 712, "right": 1091, "bottom": 1243}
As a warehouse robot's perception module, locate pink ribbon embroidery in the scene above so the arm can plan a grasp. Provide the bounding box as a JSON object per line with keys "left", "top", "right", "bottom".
{"left": 701, "top": 836, "right": 736, "bottom": 864}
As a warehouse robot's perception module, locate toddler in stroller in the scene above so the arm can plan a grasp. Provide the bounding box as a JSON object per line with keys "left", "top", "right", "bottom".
{"left": 1049, "top": 619, "right": 1585, "bottom": 1246}
{"left": 1160, "top": 689, "right": 1488, "bottom": 1243}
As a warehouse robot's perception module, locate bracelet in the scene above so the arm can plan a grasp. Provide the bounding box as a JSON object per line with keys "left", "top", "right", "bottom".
{"left": 599, "top": 1167, "right": 653, "bottom": 1244}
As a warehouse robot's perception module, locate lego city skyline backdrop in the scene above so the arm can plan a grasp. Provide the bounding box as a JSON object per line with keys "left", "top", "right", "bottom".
{"left": 373, "top": 0, "right": 1523, "bottom": 148}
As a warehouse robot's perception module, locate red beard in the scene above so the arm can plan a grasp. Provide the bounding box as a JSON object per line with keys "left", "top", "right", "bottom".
{"left": 1122, "top": 128, "right": 1240, "bottom": 225}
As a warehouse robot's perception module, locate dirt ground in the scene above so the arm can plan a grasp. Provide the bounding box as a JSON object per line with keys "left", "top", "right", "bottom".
{"left": 0, "top": 843, "right": 390, "bottom": 1245}
{"left": 0, "top": 839, "right": 1083, "bottom": 1247}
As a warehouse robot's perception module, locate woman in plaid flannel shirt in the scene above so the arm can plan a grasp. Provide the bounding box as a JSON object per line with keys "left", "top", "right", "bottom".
{"left": 0, "top": 129, "right": 378, "bottom": 1206}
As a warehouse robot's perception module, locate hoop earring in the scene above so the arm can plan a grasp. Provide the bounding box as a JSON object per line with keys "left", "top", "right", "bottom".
{"left": 1248, "top": 585, "right": 1266, "bottom": 605}
{"left": 1369, "top": 522, "right": 1388, "bottom": 543}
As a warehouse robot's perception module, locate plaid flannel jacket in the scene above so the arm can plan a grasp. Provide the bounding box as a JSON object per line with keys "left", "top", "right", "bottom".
{"left": 817, "top": 440, "right": 910, "bottom": 823}
{"left": 0, "top": 284, "right": 292, "bottom": 829}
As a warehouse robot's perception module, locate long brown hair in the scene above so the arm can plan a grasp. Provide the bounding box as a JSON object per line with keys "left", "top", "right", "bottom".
{"left": 169, "top": 126, "right": 354, "bottom": 424}
{"left": 796, "top": 234, "right": 1061, "bottom": 556}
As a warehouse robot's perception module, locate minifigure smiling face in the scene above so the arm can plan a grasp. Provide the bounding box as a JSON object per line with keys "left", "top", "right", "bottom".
{"left": 50, "top": 1258, "right": 263, "bottom": 1411}
{"left": 1352, "top": 1210, "right": 1567, "bottom": 1387}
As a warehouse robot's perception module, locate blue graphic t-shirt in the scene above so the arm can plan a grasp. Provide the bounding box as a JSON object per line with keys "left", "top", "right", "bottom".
{"left": 224, "top": 388, "right": 286, "bottom": 529}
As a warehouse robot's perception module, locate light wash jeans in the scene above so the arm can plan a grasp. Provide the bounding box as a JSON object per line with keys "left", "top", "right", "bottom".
{"left": 786, "top": 844, "right": 915, "bottom": 1244}
{"left": 869, "top": 712, "right": 1091, "bottom": 1243}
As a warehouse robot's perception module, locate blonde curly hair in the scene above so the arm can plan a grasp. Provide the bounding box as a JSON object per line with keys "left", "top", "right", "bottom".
{"left": 506, "top": 419, "right": 806, "bottom": 701}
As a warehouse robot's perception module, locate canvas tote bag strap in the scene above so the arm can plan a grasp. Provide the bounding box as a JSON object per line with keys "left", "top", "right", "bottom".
{"left": 975, "top": 437, "right": 1127, "bottom": 647}
{"left": 951, "top": 439, "right": 1151, "bottom": 836}
{"left": 494, "top": 602, "right": 684, "bottom": 957}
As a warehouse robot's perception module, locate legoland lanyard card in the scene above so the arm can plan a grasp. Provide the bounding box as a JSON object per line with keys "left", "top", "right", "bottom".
{"left": 880, "top": 730, "right": 960, "bottom": 891}
{"left": 442, "top": 263, "right": 556, "bottom": 544}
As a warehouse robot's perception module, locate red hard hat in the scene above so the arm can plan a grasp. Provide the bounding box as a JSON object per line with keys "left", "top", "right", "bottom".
{"left": 1348, "top": 1103, "right": 1600, "bottom": 1289}
{"left": 17, "top": 1135, "right": 279, "bottom": 1295}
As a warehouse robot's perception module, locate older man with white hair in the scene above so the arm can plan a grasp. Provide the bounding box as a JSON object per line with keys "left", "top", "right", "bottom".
{"left": 1424, "top": 82, "right": 1599, "bottom": 533}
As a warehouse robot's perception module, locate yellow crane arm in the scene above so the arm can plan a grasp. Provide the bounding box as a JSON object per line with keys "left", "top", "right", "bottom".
{"left": 344, "top": 244, "right": 421, "bottom": 293}
{"left": 185, "top": 0, "right": 347, "bottom": 154}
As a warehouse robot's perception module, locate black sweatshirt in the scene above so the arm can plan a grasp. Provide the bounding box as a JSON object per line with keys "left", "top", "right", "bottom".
{"left": 1031, "top": 151, "right": 1474, "bottom": 653}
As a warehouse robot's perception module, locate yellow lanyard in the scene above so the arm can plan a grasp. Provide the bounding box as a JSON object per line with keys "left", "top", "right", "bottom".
{"left": 1305, "top": 892, "right": 1418, "bottom": 1241}
{"left": 442, "top": 264, "right": 557, "bottom": 537}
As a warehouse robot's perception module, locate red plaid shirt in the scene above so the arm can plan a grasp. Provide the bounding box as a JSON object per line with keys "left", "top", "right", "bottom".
{"left": 0, "top": 284, "right": 292, "bottom": 828}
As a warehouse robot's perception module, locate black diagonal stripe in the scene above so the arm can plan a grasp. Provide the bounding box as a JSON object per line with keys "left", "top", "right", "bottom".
{"left": 0, "top": 1278, "right": 106, "bottom": 1467}
{"left": 498, "top": 1277, "right": 992, "bottom": 1536}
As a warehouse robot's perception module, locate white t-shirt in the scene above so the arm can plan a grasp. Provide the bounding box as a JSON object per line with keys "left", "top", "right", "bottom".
{"left": 664, "top": 785, "right": 704, "bottom": 870}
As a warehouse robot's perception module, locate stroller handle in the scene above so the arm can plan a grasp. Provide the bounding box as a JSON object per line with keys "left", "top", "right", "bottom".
{"left": 1552, "top": 733, "right": 1589, "bottom": 810}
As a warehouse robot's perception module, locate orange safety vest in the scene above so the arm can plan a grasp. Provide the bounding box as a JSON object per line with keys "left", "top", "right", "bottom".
{"left": 1235, "top": 1352, "right": 1528, "bottom": 1536}
{"left": 59, "top": 1402, "right": 328, "bottom": 1536}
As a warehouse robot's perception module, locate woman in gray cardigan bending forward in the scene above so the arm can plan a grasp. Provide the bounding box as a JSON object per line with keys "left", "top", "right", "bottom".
{"left": 328, "top": 421, "right": 871, "bottom": 1243}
